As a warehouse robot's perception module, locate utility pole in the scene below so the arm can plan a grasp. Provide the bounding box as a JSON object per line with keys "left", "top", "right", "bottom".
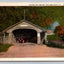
{"left": 24, "top": 9, "right": 25, "bottom": 20}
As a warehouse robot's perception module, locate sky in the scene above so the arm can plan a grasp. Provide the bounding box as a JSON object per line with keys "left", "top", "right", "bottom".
{"left": 0, "top": 0, "right": 64, "bottom": 2}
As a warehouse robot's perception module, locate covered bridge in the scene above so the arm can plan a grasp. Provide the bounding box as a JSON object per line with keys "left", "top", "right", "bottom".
{"left": 0, "top": 19, "right": 47, "bottom": 44}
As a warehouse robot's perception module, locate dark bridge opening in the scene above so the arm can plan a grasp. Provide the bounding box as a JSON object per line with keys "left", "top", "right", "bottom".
{"left": 13, "top": 29, "right": 37, "bottom": 44}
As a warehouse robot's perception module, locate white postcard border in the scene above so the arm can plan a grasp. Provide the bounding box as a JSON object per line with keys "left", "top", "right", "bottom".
{"left": 0, "top": 2, "right": 64, "bottom": 61}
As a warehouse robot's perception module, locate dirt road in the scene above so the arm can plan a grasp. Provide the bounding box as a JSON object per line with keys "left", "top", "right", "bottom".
{"left": 0, "top": 43, "right": 64, "bottom": 58}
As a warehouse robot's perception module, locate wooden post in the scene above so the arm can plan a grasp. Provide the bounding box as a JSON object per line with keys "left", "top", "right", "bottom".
{"left": 24, "top": 9, "right": 25, "bottom": 20}
{"left": 37, "top": 32, "right": 41, "bottom": 44}
{"left": 45, "top": 32, "right": 48, "bottom": 44}
{"left": 8, "top": 32, "right": 12, "bottom": 44}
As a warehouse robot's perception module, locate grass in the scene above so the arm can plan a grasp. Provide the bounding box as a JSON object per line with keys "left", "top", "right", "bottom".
{"left": 0, "top": 43, "right": 12, "bottom": 52}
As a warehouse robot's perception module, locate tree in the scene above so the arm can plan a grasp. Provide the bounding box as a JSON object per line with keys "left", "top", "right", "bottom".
{"left": 54, "top": 25, "right": 64, "bottom": 41}
{"left": 44, "top": 17, "right": 53, "bottom": 27}
{"left": 0, "top": 6, "right": 64, "bottom": 32}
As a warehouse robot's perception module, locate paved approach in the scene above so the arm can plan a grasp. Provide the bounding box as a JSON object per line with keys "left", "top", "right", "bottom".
{"left": 0, "top": 43, "right": 64, "bottom": 58}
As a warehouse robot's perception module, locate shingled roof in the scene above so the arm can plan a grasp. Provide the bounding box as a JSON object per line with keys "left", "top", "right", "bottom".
{"left": 2, "top": 19, "right": 46, "bottom": 34}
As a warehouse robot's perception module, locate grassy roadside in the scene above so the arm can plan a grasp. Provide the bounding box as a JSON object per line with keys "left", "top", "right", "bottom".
{"left": 47, "top": 34, "right": 64, "bottom": 49}
{"left": 0, "top": 43, "right": 12, "bottom": 52}
{"left": 46, "top": 41, "right": 64, "bottom": 49}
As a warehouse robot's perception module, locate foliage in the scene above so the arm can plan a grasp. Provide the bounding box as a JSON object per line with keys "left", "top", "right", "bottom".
{"left": 47, "top": 34, "right": 62, "bottom": 41}
{"left": 0, "top": 6, "right": 64, "bottom": 31}
{"left": 44, "top": 17, "right": 53, "bottom": 27}
{"left": 0, "top": 43, "right": 12, "bottom": 52}
{"left": 54, "top": 25, "right": 64, "bottom": 41}
{"left": 47, "top": 41, "right": 64, "bottom": 49}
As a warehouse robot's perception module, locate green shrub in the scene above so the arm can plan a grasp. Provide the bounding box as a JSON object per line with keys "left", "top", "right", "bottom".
{"left": 47, "top": 41, "right": 64, "bottom": 49}
{"left": 47, "top": 34, "right": 62, "bottom": 41}
{"left": 0, "top": 43, "right": 12, "bottom": 52}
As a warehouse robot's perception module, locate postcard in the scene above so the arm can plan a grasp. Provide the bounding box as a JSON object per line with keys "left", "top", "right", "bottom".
{"left": 0, "top": 2, "right": 64, "bottom": 61}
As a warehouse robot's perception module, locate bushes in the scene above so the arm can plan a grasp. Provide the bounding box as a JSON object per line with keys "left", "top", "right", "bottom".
{"left": 47, "top": 34, "right": 62, "bottom": 41}
{"left": 47, "top": 41, "right": 64, "bottom": 49}
{"left": 54, "top": 25, "right": 64, "bottom": 41}
{"left": 47, "top": 34, "right": 64, "bottom": 48}
{"left": 0, "top": 43, "right": 12, "bottom": 52}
